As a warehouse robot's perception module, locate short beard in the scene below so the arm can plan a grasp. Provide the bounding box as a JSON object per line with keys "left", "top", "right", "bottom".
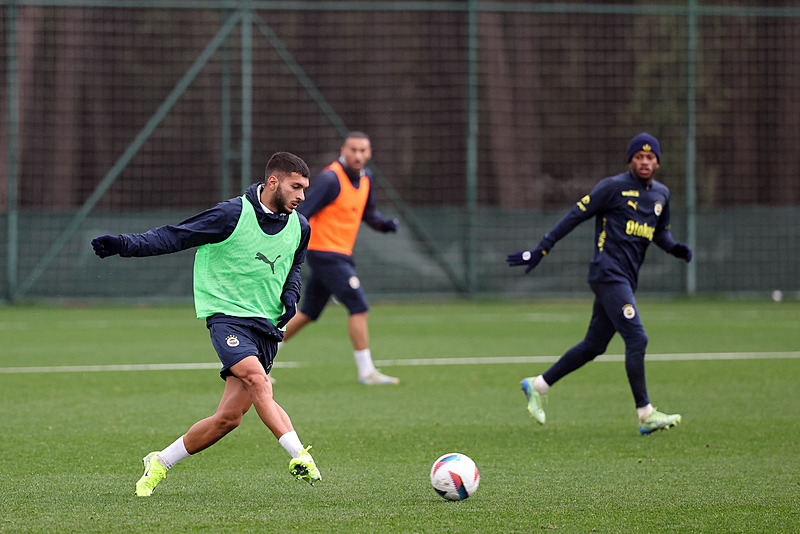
{"left": 270, "top": 185, "right": 291, "bottom": 214}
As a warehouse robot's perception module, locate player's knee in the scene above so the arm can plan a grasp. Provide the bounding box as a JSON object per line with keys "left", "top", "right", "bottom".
{"left": 580, "top": 338, "right": 609, "bottom": 357}
{"left": 240, "top": 373, "right": 273, "bottom": 400}
{"left": 219, "top": 414, "right": 243, "bottom": 433}
{"left": 215, "top": 408, "right": 246, "bottom": 433}
{"left": 626, "top": 332, "right": 648, "bottom": 354}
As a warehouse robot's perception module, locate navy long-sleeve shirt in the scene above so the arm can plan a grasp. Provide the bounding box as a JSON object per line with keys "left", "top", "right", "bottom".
{"left": 539, "top": 170, "right": 678, "bottom": 290}
{"left": 117, "top": 182, "right": 311, "bottom": 336}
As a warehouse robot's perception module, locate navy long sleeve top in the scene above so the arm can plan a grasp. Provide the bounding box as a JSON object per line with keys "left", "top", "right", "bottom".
{"left": 538, "top": 170, "right": 679, "bottom": 290}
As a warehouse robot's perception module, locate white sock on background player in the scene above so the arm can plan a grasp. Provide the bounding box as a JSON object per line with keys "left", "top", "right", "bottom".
{"left": 354, "top": 348, "right": 377, "bottom": 378}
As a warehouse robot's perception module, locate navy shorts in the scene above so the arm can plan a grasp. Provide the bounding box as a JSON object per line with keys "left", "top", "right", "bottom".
{"left": 209, "top": 322, "right": 278, "bottom": 380}
{"left": 300, "top": 251, "right": 369, "bottom": 320}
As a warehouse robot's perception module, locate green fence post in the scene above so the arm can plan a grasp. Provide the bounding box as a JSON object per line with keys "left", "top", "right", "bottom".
{"left": 465, "top": 0, "right": 479, "bottom": 295}
{"left": 5, "top": 1, "right": 19, "bottom": 302}
{"left": 219, "top": 2, "right": 235, "bottom": 200}
{"left": 240, "top": 3, "right": 253, "bottom": 191}
{"left": 686, "top": 0, "right": 698, "bottom": 295}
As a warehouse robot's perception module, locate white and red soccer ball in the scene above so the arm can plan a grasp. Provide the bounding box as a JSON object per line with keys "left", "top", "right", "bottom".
{"left": 430, "top": 453, "right": 480, "bottom": 501}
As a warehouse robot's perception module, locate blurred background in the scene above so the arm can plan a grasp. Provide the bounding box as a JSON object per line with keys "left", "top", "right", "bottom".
{"left": 1, "top": 0, "right": 798, "bottom": 303}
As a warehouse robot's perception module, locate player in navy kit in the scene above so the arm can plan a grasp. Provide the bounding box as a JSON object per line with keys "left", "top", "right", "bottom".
{"left": 507, "top": 133, "right": 692, "bottom": 434}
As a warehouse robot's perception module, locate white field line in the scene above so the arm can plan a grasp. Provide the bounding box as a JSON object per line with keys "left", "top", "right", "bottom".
{"left": 375, "top": 351, "right": 800, "bottom": 367}
{"left": 1, "top": 352, "right": 799, "bottom": 374}
{"left": 0, "top": 361, "right": 303, "bottom": 374}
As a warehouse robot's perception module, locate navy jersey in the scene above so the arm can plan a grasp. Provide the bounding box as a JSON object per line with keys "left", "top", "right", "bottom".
{"left": 540, "top": 171, "right": 679, "bottom": 289}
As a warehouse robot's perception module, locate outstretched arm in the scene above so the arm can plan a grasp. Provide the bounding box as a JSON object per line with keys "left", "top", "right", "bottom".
{"left": 507, "top": 189, "right": 601, "bottom": 273}
{"left": 91, "top": 199, "right": 241, "bottom": 258}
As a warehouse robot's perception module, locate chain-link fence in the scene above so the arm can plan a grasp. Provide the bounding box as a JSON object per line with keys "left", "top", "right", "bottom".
{"left": 2, "top": 1, "right": 799, "bottom": 302}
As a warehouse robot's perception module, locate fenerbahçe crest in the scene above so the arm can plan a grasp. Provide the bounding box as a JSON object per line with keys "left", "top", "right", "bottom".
{"left": 226, "top": 335, "right": 240, "bottom": 347}
{"left": 654, "top": 201, "right": 663, "bottom": 216}
{"left": 622, "top": 304, "right": 636, "bottom": 320}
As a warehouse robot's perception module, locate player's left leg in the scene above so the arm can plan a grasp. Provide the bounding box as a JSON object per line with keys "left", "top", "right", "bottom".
{"left": 230, "top": 356, "right": 321, "bottom": 484}
{"left": 597, "top": 282, "right": 681, "bottom": 434}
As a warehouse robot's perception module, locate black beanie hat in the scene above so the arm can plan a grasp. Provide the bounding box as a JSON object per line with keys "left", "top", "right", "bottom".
{"left": 626, "top": 133, "right": 660, "bottom": 163}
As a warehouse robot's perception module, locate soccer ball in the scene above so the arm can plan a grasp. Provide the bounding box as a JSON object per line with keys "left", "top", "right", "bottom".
{"left": 430, "top": 453, "right": 480, "bottom": 501}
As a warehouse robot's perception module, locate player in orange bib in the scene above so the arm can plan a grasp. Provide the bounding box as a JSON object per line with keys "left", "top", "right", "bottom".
{"left": 281, "top": 132, "right": 400, "bottom": 385}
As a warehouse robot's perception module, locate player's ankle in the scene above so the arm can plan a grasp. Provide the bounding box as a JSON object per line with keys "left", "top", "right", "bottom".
{"left": 533, "top": 375, "right": 550, "bottom": 395}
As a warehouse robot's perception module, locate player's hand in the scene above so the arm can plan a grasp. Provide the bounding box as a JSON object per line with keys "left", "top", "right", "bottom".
{"left": 91, "top": 235, "right": 122, "bottom": 258}
{"left": 276, "top": 294, "right": 297, "bottom": 329}
{"left": 381, "top": 218, "right": 399, "bottom": 233}
{"left": 671, "top": 243, "right": 692, "bottom": 263}
{"left": 506, "top": 246, "right": 547, "bottom": 274}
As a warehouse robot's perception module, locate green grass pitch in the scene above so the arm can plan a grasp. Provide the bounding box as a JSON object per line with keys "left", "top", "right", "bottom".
{"left": 1, "top": 298, "right": 799, "bottom": 533}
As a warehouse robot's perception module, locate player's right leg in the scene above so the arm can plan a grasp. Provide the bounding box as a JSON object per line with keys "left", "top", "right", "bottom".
{"left": 523, "top": 297, "right": 614, "bottom": 423}
{"left": 520, "top": 377, "right": 546, "bottom": 424}
{"left": 135, "top": 379, "right": 252, "bottom": 496}
{"left": 289, "top": 445, "right": 322, "bottom": 486}
{"left": 230, "top": 356, "right": 321, "bottom": 484}
{"left": 229, "top": 356, "right": 293, "bottom": 439}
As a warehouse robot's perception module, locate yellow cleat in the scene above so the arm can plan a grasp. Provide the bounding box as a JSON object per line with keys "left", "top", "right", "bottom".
{"left": 289, "top": 445, "right": 321, "bottom": 486}
{"left": 135, "top": 452, "right": 167, "bottom": 496}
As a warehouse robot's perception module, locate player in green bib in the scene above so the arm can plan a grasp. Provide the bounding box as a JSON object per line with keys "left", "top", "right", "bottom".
{"left": 91, "top": 152, "right": 321, "bottom": 495}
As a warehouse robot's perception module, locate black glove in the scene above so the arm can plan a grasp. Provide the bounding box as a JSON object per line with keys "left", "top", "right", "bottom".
{"left": 276, "top": 294, "right": 297, "bottom": 329}
{"left": 91, "top": 235, "right": 122, "bottom": 258}
{"left": 670, "top": 243, "right": 693, "bottom": 263}
{"left": 506, "top": 245, "right": 547, "bottom": 274}
{"left": 380, "top": 218, "right": 399, "bottom": 233}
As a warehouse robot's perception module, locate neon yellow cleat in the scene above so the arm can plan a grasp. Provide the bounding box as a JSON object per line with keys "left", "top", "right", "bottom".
{"left": 289, "top": 445, "right": 321, "bottom": 486}
{"left": 135, "top": 451, "right": 167, "bottom": 497}
{"left": 639, "top": 408, "right": 682, "bottom": 435}
{"left": 521, "top": 377, "right": 546, "bottom": 424}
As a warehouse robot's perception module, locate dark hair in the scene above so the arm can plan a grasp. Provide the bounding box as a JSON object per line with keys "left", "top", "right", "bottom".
{"left": 344, "top": 131, "right": 370, "bottom": 143}
{"left": 265, "top": 151, "right": 310, "bottom": 179}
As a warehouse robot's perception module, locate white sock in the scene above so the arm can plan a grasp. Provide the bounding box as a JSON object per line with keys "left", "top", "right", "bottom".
{"left": 533, "top": 375, "right": 550, "bottom": 395}
{"left": 637, "top": 404, "right": 654, "bottom": 422}
{"left": 354, "top": 348, "right": 376, "bottom": 378}
{"left": 157, "top": 435, "right": 190, "bottom": 470}
{"left": 278, "top": 430, "right": 304, "bottom": 458}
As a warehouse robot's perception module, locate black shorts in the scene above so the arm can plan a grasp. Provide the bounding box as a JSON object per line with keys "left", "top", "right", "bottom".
{"left": 209, "top": 322, "right": 278, "bottom": 380}
{"left": 300, "top": 251, "right": 370, "bottom": 320}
